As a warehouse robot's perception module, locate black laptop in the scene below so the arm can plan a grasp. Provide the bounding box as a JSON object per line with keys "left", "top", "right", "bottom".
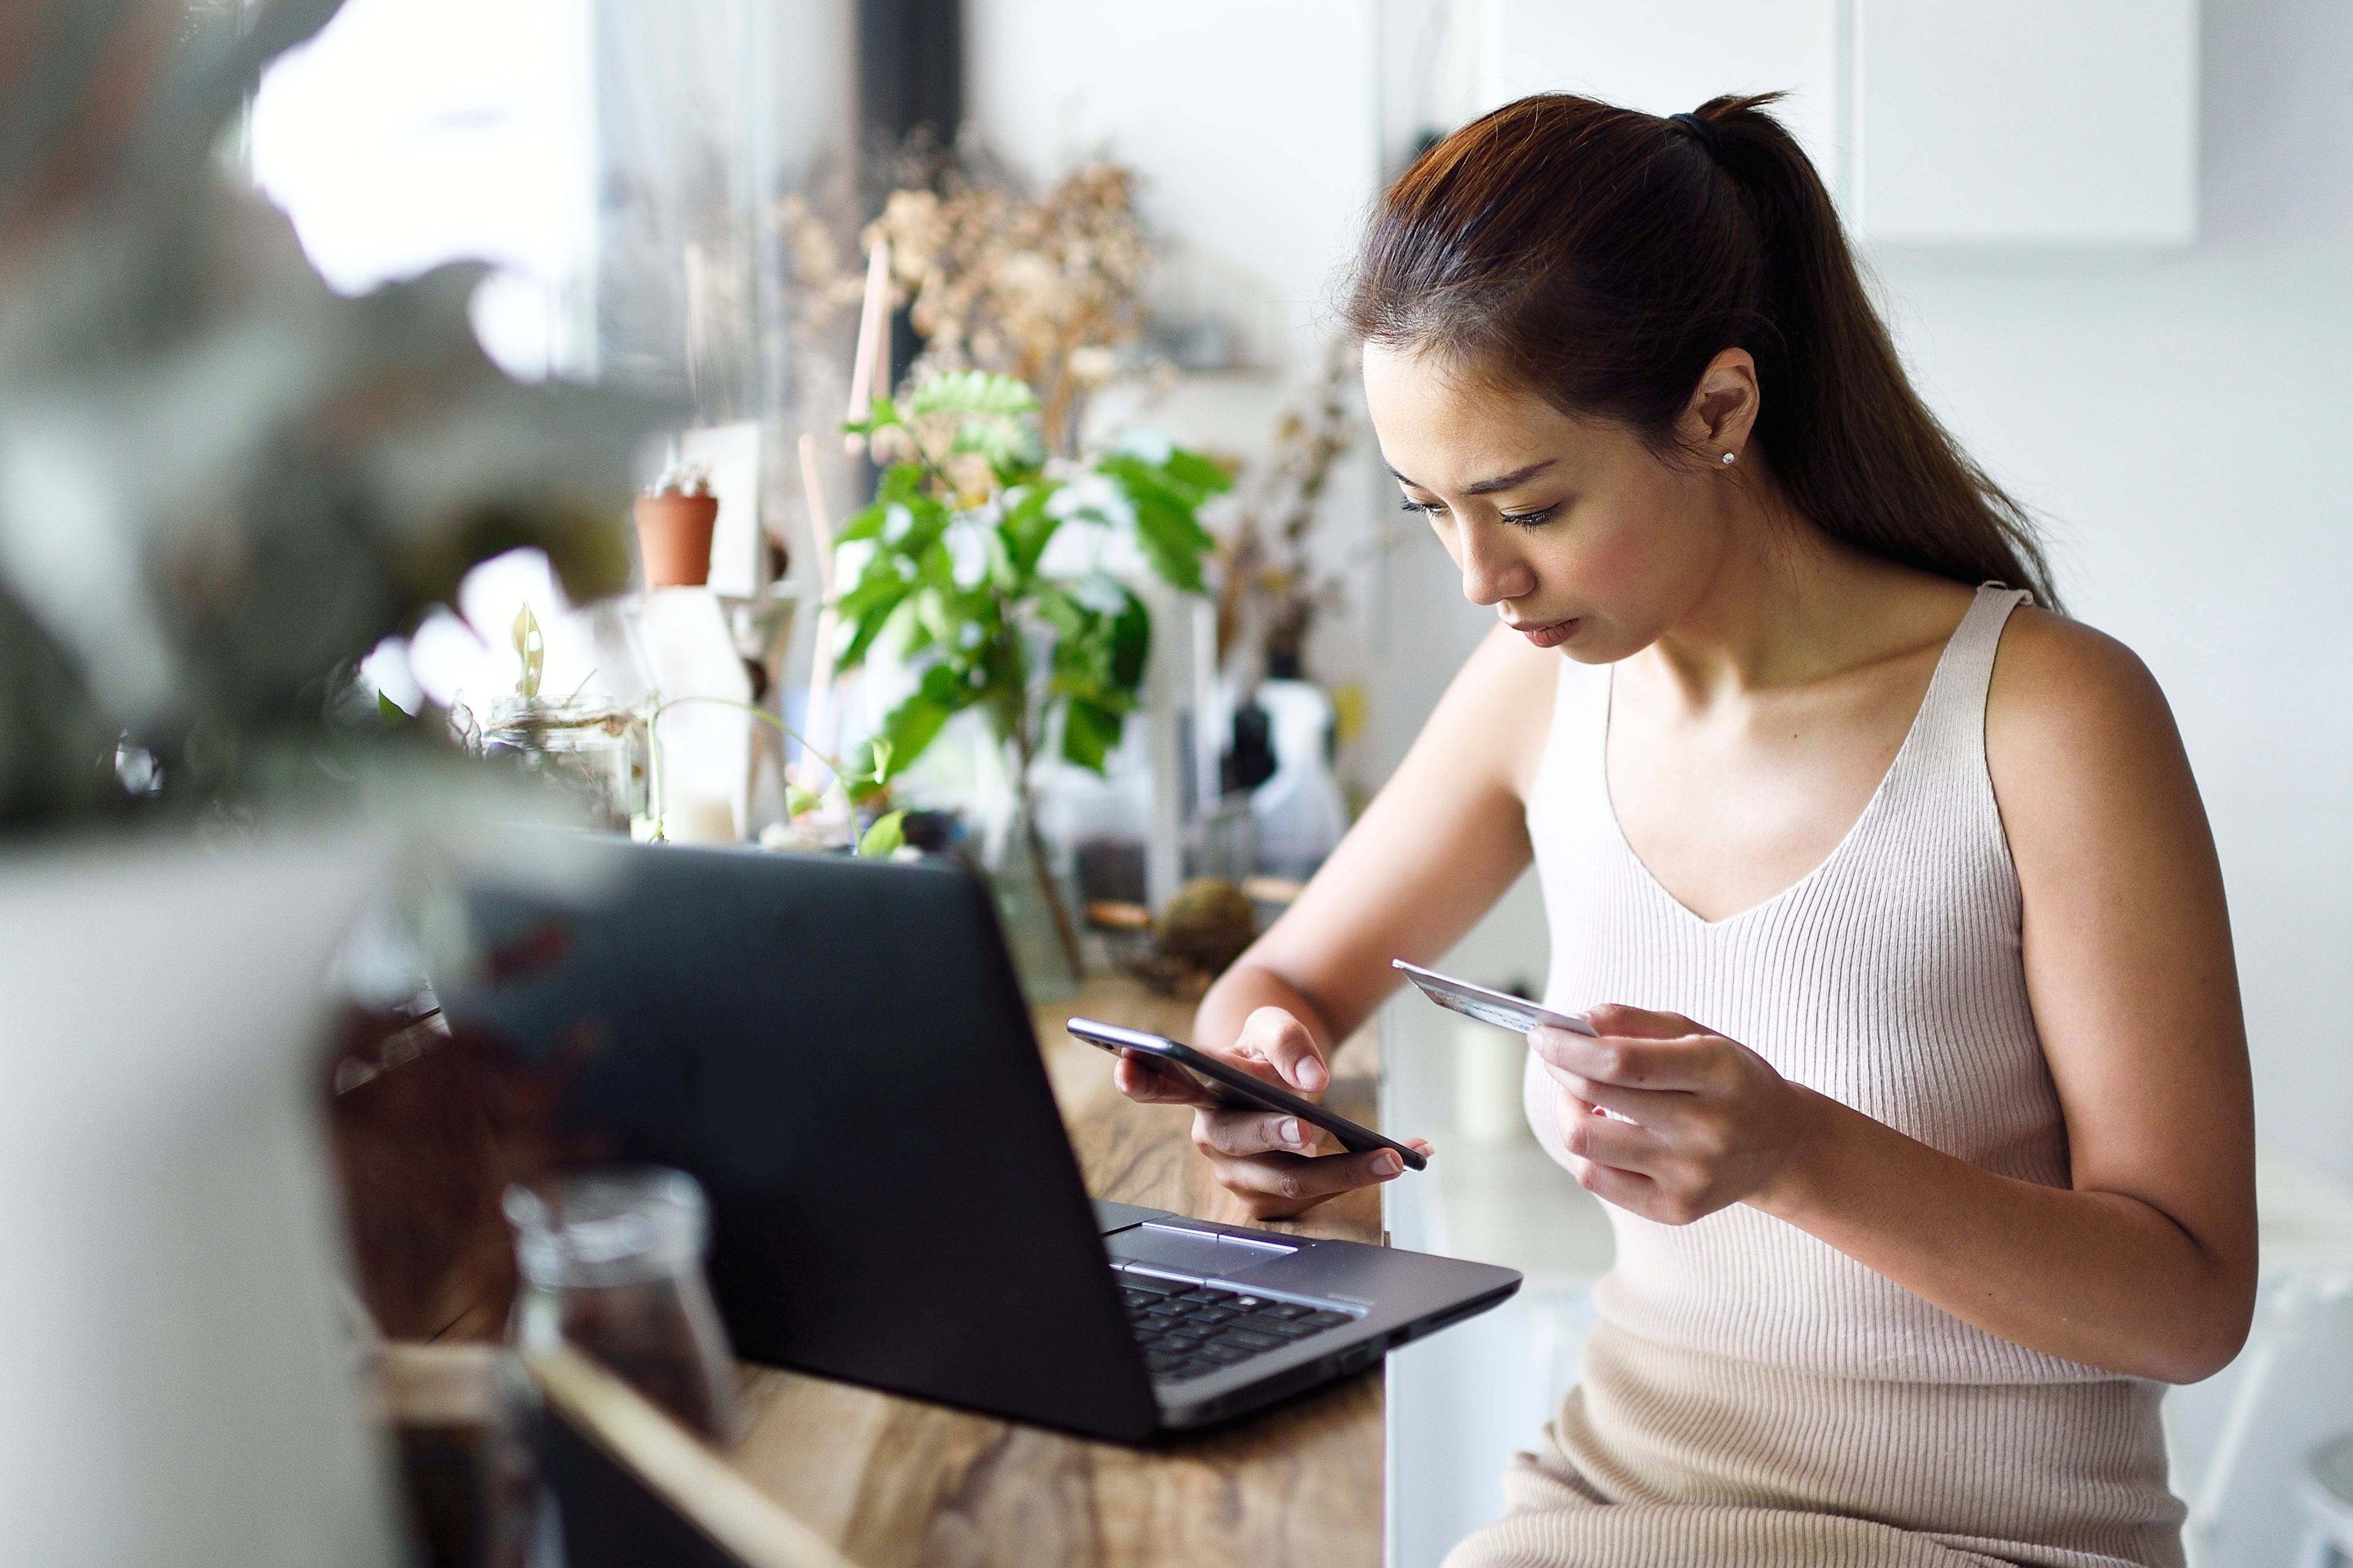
{"left": 441, "top": 839, "right": 1519, "bottom": 1442}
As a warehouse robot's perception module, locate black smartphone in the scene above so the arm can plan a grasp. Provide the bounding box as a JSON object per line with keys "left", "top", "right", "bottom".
{"left": 1066, "top": 1016, "right": 1428, "bottom": 1171}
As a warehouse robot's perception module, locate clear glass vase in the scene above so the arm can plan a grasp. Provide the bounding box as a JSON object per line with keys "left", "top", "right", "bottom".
{"left": 985, "top": 795, "right": 1082, "bottom": 1003}
{"left": 473, "top": 695, "right": 643, "bottom": 834}
{"left": 501, "top": 1167, "right": 738, "bottom": 1443}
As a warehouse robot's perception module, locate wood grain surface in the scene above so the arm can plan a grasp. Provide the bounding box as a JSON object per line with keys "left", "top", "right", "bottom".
{"left": 726, "top": 979, "right": 1387, "bottom": 1568}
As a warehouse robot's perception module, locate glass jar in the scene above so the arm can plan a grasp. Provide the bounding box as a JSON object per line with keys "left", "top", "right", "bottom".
{"left": 501, "top": 1168, "right": 739, "bottom": 1443}
{"left": 475, "top": 695, "right": 642, "bottom": 833}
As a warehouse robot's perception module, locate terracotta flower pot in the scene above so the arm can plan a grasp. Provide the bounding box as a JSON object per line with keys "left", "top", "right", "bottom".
{"left": 633, "top": 492, "right": 718, "bottom": 588}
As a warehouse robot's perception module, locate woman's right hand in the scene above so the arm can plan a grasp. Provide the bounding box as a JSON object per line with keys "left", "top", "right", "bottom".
{"left": 1111, "top": 1005, "right": 1428, "bottom": 1220}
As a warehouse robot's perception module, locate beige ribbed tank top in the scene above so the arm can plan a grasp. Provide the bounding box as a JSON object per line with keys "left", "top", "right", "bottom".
{"left": 1523, "top": 585, "right": 2125, "bottom": 1386}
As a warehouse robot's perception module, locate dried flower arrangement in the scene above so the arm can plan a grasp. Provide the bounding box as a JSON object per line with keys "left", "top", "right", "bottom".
{"left": 1215, "top": 344, "right": 1360, "bottom": 682}
{"left": 782, "top": 144, "right": 1151, "bottom": 456}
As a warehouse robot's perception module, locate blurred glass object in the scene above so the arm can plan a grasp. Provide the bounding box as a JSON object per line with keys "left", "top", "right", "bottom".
{"left": 503, "top": 1169, "right": 740, "bottom": 1444}
{"left": 1249, "top": 680, "right": 1348, "bottom": 881}
{"left": 251, "top": 0, "right": 600, "bottom": 381}
{"left": 473, "top": 696, "right": 643, "bottom": 833}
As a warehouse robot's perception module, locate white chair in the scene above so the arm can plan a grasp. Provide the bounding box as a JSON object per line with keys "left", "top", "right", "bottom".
{"left": 2177, "top": 1146, "right": 2353, "bottom": 1566}
{"left": 2296, "top": 1434, "right": 2353, "bottom": 1568}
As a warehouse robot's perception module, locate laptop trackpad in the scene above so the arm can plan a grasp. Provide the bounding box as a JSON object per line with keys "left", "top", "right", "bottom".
{"left": 1107, "top": 1222, "right": 1298, "bottom": 1279}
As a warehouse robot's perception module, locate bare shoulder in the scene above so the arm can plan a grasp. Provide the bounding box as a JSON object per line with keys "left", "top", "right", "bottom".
{"left": 1986, "top": 606, "right": 2181, "bottom": 771}
{"left": 1985, "top": 605, "right": 2205, "bottom": 854}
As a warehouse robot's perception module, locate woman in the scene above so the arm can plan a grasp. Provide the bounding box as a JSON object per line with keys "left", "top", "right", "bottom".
{"left": 1115, "top": 94, "right": 2254, "bottom": 1567}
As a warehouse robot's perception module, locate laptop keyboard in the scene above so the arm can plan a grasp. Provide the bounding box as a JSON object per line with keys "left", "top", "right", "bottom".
{"left": 1113, "top": 1269, "right": 1359, "bottom": 1384}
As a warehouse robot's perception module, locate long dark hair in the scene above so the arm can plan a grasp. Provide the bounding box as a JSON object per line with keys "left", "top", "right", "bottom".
{"left": 1342, "top": 94, "right": 2055, "bottom": 605}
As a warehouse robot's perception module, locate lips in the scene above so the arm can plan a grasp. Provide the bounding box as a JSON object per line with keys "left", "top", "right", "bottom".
{"left": 1509, "top": 616, "right": 1579, "bottom": 649}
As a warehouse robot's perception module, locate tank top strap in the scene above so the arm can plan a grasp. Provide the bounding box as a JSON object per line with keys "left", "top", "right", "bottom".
{"left": 1882, "top": 583, "right": 2033, "bottom": 809}
{"left": 1910, "top": 584, "right": 2031, "bottom": 771}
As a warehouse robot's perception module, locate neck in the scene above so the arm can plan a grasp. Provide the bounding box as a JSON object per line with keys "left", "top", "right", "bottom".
{"left": 1640, "top": 475, "right": 1904, "bottom": 707}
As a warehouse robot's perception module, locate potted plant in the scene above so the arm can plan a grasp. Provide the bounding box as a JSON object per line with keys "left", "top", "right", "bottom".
{"left": 0, "top": 9, "right": 666, "bottom": 1560}
{"left": 830, "top": 369, "right": 1226, "bottom": 982}
{"left": 633, "top": 459, "right": 720, "bottom": 588}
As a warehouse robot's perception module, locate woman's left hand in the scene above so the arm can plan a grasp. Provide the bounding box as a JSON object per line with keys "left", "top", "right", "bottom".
{"left": 1531, "top": 1002, "right": 1822, "bottom": 1225}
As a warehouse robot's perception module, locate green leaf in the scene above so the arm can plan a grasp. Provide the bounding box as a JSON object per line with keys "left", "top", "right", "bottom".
{"left": 1161, "top": 447, "right": 1234, "bottom": 499}
{"left": 998, "top": 483, "right": 1063, "bottom": 578}
{"left": 376, "top": 690, "right": 409, "bottom": 725}
{"left": 868, "top": 735, "right": 894, "bottom": 781}
{"left": 785, "top": 782, "right": 823, "bottom": 818}
{"left": 1098, "top": 453, "right": 1215, "bottom": 594}
{"left": 834, "top": 499, "right": 887, "bottom": 544}
{"left": 858, "top": 809, "right": 908, "bottom": 858}
{"left": 953, "top": 415, "right": 1046, "bottom": 475}
{"left": 833, "top": 546, "right": 922, "bottom": 670}
{"left": 1060, "top": 697, "right": 1127, "bottom": 773}
{"left": 1106, "top": 585, "right": 1151, "bottom": 690}
{"left": 908, "top": 370, "right": 1038, "bottom": 417}
{"left": 844, "top": 393, "right": 902, "bottom": 436}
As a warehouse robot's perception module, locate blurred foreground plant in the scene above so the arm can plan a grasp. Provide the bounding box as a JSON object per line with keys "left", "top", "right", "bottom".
{"left": 0, "top": 0, "right": 666, "bottom": 834}
{"left": 834, "top": 369, "right": 1226, "bottom": 967}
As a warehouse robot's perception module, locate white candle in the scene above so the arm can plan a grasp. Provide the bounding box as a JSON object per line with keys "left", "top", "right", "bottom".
{"left": 796, "top": 433, "right": 840, "bottom": 785}
{"left": 842, "top": 236, "right": 892, "bottom": 454}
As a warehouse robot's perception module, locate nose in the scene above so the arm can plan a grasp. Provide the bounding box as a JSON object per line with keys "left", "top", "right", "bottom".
{"left": 1454, "top": 522, "right": 1537, "bottom": 608}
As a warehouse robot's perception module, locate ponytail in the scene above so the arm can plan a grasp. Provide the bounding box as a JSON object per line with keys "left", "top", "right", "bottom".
{"left": 1342, "top": 93, "right": 2057, "bottom": 606}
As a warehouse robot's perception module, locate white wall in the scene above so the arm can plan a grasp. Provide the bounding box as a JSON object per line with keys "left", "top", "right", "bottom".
{"left": 966, "top": 0, "right": 1380, "bottom": 375}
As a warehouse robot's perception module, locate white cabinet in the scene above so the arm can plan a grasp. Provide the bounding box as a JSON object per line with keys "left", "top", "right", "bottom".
{"left": 1475, "top": 0, "right": 2199, "bottom": 247}
{"left": 1483, "top": 0, "right": 1845, "bottom": 200}
{"left": 1850, "top": 0, "right": 2198, "bottom": 246}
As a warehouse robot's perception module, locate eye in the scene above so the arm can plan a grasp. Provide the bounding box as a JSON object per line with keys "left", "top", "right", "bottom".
{"left": 1399, "top": 497, "right": 1445, "bottom": 517}
{"left": 1499, "top": 505, "right": 1559, "bottom": 529}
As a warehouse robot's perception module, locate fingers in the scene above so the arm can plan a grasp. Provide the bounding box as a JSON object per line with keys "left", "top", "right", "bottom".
{"left": 1113, "top": 1054, "right": 1220, "bottom": 1109}
{"left": 1195, "top": 1106, "right": 1328, "bottom": 1159}
{"left": 1529, "top": 1022, "right": 1716, "bottom": 1091}
{"left": 1540, "top": 1065, "right": 1675, "bottom": 1127}
{"left": 1552, "top": 1086, "right": 1662, "bottom": 1168}
{"left": 1583, "top": 1002, "right": 1707, "bottom": 1039}
{"left": 1193, "top": 1131, "right": 1412, "bottom": 1215}
{"left": 1236, "top": 1006, "right": 1328, "bottom": 1094}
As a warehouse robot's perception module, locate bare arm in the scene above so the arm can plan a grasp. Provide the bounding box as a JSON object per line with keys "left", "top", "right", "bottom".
{"left": 1537, "top": 610, "right": 2256, "bottom": 1380}
{"left": 1115, "top": 625, "right": 1557, "bottom": 1216}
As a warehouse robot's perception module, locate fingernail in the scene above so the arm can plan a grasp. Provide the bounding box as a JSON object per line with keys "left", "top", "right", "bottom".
{"left": 1372, "top": 1151, "right": 1403, "bottom": 1178}
{"left": 1295, "top": 1059, "right": 1327, "bottom": 1092}
{"left": 1280, "top": 1117, "right": 1307, "bottom": 1148}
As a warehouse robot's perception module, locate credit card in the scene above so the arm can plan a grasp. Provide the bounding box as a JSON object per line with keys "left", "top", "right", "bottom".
{"left": 1392, "top": 959, "right": 1596, "bottom": 1037}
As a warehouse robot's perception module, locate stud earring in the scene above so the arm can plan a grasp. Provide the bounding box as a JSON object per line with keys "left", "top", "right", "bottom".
{"left": 1720, "top": 451, "right": 1736, "bottom": 465}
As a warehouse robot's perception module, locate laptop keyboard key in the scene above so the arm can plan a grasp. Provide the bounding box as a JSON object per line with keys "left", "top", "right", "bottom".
{"left": 1240, "top": 1315, "right": 1315, "bottom": 1339}
{"left": 1198, "top": 1343, "right": 1252, "bottom": 1365}
{"left": 1219, "top": 1328, "right": 1284, "bottom": 1350}
{"left": 1300, "top": 1310, "right": 1354, "bottom": 1328}
{"left": 1119, "top": 1274, "right": 1187, "bottom": 1295}
{"left": 1256, "top": 1302, "right": 1310, "bottom": 1320}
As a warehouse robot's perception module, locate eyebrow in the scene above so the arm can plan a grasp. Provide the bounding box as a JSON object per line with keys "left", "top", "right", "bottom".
{"left": 1386, "top": 459, "right": 1558, "bottom": 496}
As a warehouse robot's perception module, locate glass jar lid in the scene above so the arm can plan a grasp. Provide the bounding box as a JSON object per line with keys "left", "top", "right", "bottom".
{"left": 502, "top": 1166, "right": 709, "bottom": 1288}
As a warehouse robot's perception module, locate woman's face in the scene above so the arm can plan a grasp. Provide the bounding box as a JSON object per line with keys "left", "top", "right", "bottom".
{"left": 1361, "top": 341, "right": 1738, "bottom": 664}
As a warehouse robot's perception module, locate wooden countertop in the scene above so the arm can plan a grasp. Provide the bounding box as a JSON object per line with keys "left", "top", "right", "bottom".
{"left": 722, "top": 978, "right": 1387, "bottom": 1568}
